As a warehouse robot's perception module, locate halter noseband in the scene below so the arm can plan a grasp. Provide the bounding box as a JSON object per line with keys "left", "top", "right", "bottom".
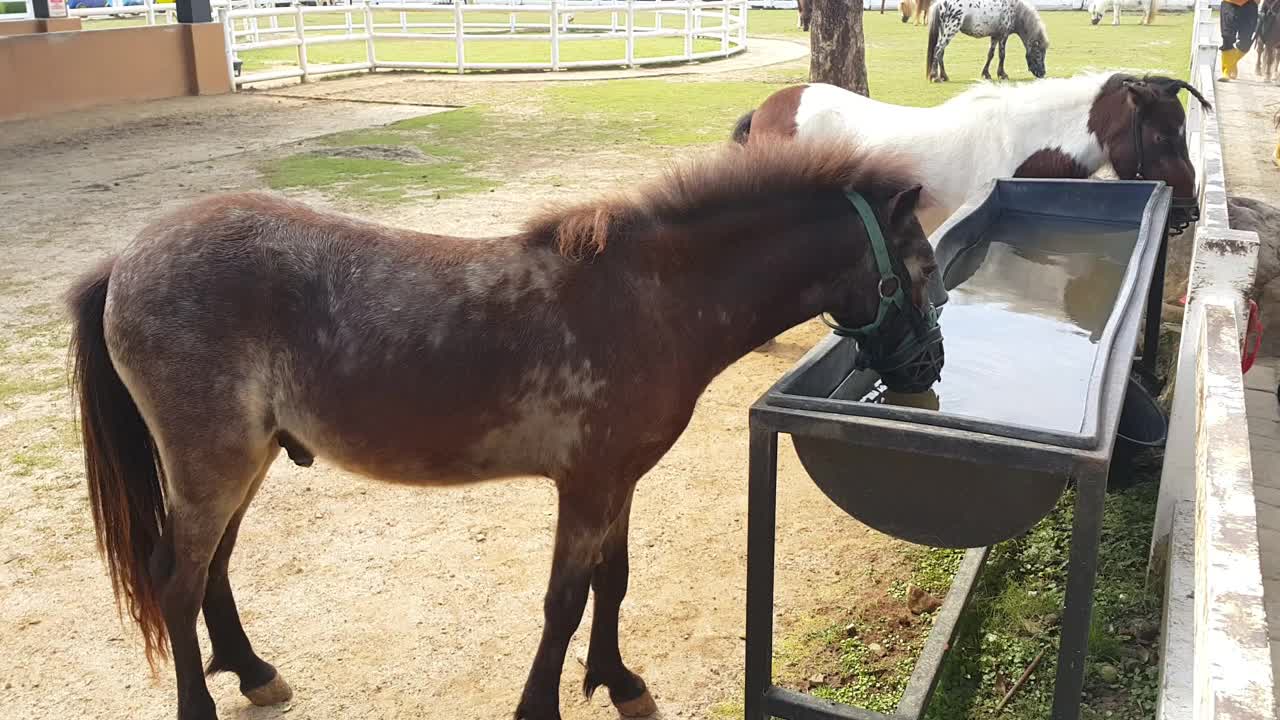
{"left": 821, "top": 192, "right": 945, "bottom": 394}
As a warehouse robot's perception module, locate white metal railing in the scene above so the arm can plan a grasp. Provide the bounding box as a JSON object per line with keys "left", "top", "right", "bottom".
{"left": 1152, "top": 0, "right": 1274, "bottom": 718}
{"left": 219, "top": 0, "right": 747, "bottom": 86}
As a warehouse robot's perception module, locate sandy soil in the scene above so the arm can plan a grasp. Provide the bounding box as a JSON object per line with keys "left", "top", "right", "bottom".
{"left": 0, "top": 85, "right": 918, "bottom": 719}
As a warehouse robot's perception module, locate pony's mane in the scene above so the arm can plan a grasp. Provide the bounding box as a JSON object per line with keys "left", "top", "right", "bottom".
{"left": 1011, "top": 0, "right": 1048, "bottom": 45}
{"left": 527, "top": 141, "right": 914, "bottom": 261}
{"left": 942, "top": 71, "right": 1210, "bottom": 112}
{"left": 943, "top": 71, "right": 1110, "bottom": 108}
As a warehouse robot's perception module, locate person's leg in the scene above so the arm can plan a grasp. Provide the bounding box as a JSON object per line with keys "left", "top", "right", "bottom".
{"left": 1237, "top": 1, "right": 1260, "bottom": 55}
{"left": 1222, "top": 3, "right": 1244, "bottom": 79}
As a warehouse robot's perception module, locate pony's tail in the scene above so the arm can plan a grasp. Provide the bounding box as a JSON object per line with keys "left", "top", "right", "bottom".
{"left": 67, "top": 259, "right": 169, "bottom": 671}
{"left": 927, "top": 8, "right": 940, "bottom": 78}
{"left": 732, "top": 110, "right": 754, "bottom": 144}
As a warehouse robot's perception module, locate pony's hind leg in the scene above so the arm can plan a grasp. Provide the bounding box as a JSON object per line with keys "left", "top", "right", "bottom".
{"left": 997, "top": 36, "right": 1010, "bottom": 80}
{"left": 202, "top": 450, "right": 292, "bottom": 707}
{"left": 516, "top": 483, "right": 624, "bottom": 720}
{"left": 153, "top": 436, "right": 277, "bottom": 720}
{"left": 982, "top": 37, "right": 997, "bottom": 79}
{"left": 581, "top": 488, "right": 654, "bottom": 717}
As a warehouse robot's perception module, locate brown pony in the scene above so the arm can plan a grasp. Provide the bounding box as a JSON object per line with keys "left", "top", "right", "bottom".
{"left": 796, "top": 0, "right": 812, "bottom": 30}
{"left": 66, "top": 141, "right": 939, "bottom": 720}
{"left": 1258, "top": 0, "right": 1280, "bottom": 82}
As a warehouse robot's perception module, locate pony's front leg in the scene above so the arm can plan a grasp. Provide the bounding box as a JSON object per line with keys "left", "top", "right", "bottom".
{"left": 1113, "top": 0, "right": 1121, "bottom": 25}
{"left": 982, "top": 37, "right": 997, "bottom": 79}
{"left": 582, "top": 488, "right": 656, "bottom": 717}
{"left": 515, "top": 487, "right": 612, "bottom": 720}
{"left": 997, "top": 36, "right": 1010, "bottom": 80}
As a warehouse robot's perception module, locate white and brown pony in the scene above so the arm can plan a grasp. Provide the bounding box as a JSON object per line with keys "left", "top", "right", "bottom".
{"left": 66, "top": 141, "right": 941, "bottom": 720}
{"left": 733, "top": 73, "right": 1210, "bottom": 237}
{"left": 1088, "top": 0, "right": 1157, "bottom": 26}
{"left": 926, "top": 0, "right": 1049, "bottom": 82}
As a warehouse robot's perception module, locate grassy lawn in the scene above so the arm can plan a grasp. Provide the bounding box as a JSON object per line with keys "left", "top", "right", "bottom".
{"left": 266, "top": 9, "right": 1192, "bottom": 203}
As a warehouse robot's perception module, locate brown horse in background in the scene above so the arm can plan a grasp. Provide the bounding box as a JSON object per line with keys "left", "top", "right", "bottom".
{"left": 1258, "top": 0, "right": 1280, "bottom": 82}
{"left": 66, "top": 140, "right": 939, "bottom": 720}
{"left": 901, "top": 0, "right": 933, "bottom": 25}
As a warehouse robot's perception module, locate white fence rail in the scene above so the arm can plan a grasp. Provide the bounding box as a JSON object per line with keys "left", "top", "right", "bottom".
{"left": 1153, "top": 0, "right": 1275, "bottom": 718}
{"left": 219, "top": 0, "right": 747, "bottom": 86}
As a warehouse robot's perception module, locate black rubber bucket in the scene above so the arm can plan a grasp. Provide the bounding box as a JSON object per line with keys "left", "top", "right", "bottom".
{"left": 1107, "top": 375, "right": 1167, "bottom": 490}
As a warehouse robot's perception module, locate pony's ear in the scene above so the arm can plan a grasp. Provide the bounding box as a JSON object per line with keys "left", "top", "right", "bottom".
{"left": 886, "top": 184, "right": 924, "bottom": 231}
{"left": 1123, "top": 79, "right": 1161, "bottom": 107}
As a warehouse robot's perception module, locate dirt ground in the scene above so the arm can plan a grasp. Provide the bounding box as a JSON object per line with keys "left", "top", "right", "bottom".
{"left": 0, "top": 84, "right": 919, "bottom": 719}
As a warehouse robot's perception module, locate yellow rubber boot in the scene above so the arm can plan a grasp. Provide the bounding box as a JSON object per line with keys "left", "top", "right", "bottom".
{"left": 1221, "top": 48, "right": 1244, "bottom": 80}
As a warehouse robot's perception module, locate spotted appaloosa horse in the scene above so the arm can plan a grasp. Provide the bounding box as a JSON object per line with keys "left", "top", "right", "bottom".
{"left": 927, "top": 0, "right": 1048, "bottom": 82}
{"left": 1088, "top": 0, "right": 1155, "bottom": 26}
{"left": 67, "top": 141, "right": 939, "bottom": 720}
{"left": 733, "top": 73, "right": 1210, "bottom": 237}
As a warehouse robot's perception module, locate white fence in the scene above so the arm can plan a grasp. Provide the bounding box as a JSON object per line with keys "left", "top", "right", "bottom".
{"left": 1152, "top": 0, "right": 1274, "bottom": 718}
{"left": 218, "top": 0, "right": 747, "bottom": 86}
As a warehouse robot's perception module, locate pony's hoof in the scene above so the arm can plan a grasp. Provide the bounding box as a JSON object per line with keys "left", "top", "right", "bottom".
{"left": 615, "top": 689, "right": 658, "bottom": 718}
{"left": 244, "top": 672, "right": 293, "bottom": 706}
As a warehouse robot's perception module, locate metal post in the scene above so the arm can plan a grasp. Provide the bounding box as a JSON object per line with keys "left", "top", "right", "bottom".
{"left": 364, "top": 0, "right": 375, "bottom": 70}
{"left": 683, "top": 2, "right": 692, "bottom": 58}
{"left": 295, "top": 2, "right": 309, "bottom": 81}
{"left": 720, "top": 1, "right": 727, "bottom": 53}
{"left": 744, "top": 427, "right": 779, "bottom": 720}
{"left": 1139, "top": 227, "right": 1169, "bottom": 381}
{"left": 453, "top": 0, "right": 465, "bottom": 73}
{"left": 550, "top": 0, "right": 560, "bottom": 70}
{"left": 625, "top": 0, "right": 634, "bottom": 66}
{"left": 1051, "top": 470, "right": 1108, "bottom": 720}
{"left": 175, "top": 0, "right": 212, "bottom": 23}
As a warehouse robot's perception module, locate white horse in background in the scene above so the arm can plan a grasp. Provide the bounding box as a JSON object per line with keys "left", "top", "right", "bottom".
{"left": 1088, "top": 0, "right": 1157, "bottom": 26}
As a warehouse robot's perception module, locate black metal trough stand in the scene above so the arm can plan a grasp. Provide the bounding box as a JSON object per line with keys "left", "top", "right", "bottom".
{"left": 743, "top": 179, "right": 1173, "bottom": 720}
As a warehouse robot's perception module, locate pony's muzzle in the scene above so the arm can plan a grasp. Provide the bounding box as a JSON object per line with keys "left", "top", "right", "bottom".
{"left": 1169, "top": 197, "right": 1200, "bottom": 235}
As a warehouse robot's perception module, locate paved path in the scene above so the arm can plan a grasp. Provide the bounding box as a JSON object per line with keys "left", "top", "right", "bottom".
{"left": 1215, "top": 54, "right": 1280, "bottom": 699}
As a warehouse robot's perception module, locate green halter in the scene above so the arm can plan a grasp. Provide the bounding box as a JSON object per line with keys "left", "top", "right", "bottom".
{"left": 821, "top": 191, "right": 911, "bottom": 338}
{"left": 820, "top": 191, "right": 945, "bottom": 394}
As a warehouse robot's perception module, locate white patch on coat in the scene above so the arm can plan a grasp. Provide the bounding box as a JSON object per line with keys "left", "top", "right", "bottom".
{"left": 793, "top": 75, "right": 1112, "bottom": 239}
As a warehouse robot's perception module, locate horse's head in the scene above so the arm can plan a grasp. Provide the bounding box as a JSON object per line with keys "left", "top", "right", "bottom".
{"left": 1024, "top": 37, "right": 1048, "bottom": 78}
{"left": 1097, "top": 75, "right": 1212, "bottom": 231}
{"left": 825, "top": 184, "right": 945, "bottom": 393}
{"left": 1088, "top": 0, "right": 1103, "bottom": 24}
{"left": 797, "top": 0, "right": 812, "bottom": 31}
{"left": 900, "top": 0, "right": 914, "bottom": 23}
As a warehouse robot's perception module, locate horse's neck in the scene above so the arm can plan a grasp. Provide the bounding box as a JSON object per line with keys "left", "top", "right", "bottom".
{"left": 629, "top": 208, "right": 855, "bottom": 374}
{"left": 989, "top": 78, "right": 1109, "bottom": 174}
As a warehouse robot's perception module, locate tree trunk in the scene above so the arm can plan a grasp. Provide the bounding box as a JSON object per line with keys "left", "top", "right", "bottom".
{"left": 809, "top": 0, "right": 869, "bottom": 96}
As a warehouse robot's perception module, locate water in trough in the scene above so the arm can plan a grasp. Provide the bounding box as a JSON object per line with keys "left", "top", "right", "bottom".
{"left": 858, "top": 212, "right": 1140, "bottom": 434}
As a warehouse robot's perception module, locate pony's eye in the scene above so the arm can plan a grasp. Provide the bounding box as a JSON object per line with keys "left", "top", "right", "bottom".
{"left": 1153, "top": 134, "right": 1167, "bottom": 145}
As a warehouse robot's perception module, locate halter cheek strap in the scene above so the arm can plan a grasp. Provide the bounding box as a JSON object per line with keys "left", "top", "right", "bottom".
{"left": 822, "top": 191, "right": 909, "bottom": 337}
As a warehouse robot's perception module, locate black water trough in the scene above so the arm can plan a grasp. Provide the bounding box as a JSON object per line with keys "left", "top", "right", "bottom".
{"left": 744, "top": 179, "right": 1173, "bottom": 720}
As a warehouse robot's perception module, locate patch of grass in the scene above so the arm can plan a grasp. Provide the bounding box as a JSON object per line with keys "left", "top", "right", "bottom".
{"left": 545, "top": 80, "right": 786, "bottom": 146}
{"left": 267, "top": 152, "right": 493, "bottom": 201}
{"left": 267, "top": 106, "right": 506, "bottom": 201}
{"left": 2, "top": 417, "right": 80, "bottom": 477}
{"left": 919, "top": 481, "right": 1164, "bottom": 720}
